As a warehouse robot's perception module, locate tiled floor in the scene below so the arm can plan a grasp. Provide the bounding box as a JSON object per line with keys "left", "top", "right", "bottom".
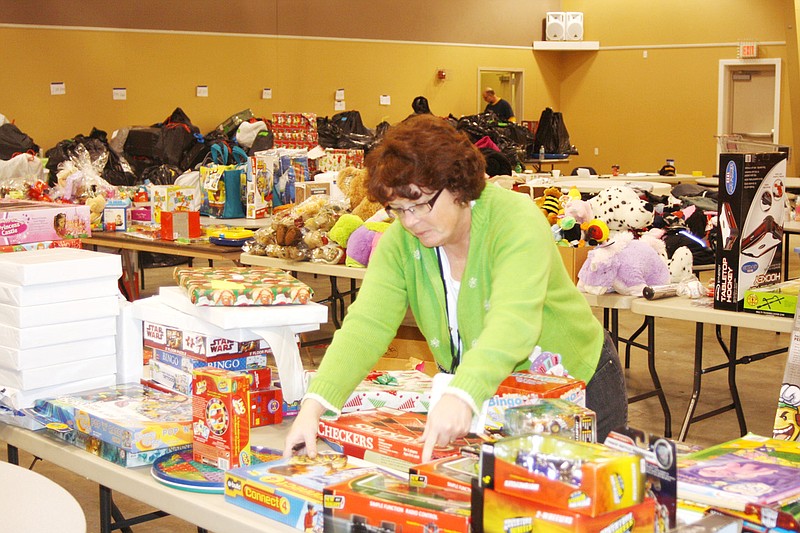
{"left": 1, "top": 250, "right": 795, "bottom": 532}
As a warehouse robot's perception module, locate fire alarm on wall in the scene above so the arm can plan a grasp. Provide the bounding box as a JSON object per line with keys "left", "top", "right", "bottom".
{"left": 437, "top": 69, "right": 447, "bottom": 80}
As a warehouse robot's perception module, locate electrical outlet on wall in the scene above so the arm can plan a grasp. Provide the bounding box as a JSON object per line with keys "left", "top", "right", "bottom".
{"left": 594, "top": 147, "right": 599, "bottom": 156}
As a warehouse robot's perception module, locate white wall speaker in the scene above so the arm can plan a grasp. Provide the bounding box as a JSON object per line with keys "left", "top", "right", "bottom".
{"left": 565, "top": 12, "right": 584, "bottom": 41}
{"left": 545, "top": 12, "right": 566, "bottom": 41}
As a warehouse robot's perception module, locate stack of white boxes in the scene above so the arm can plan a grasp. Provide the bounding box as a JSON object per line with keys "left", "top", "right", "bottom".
{"left": 0, "top": 248, "right": 122, "bottom": 409}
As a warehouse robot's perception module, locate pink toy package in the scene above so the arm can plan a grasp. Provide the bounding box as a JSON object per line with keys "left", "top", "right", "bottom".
{"left": 0, "top": 199, "right": 91, "bottom": 246}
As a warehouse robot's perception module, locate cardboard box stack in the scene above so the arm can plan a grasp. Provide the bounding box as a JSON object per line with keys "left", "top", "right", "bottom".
{"left": 0, "top": 248, "right": 121, "bottom": 410}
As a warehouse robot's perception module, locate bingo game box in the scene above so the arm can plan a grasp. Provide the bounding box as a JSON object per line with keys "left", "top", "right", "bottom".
{"left": 481, "top": 434, "right": 645, "bottom": 517}
{"left": 192, "top": 367, "right": 251, "bottom": 470}
{"left": 714, "top": 151, "right": 787, "bottom": 311}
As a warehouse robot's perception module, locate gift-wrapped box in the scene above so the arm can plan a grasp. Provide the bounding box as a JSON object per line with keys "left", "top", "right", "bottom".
{"left": 305, "top": 369, "right": 432, "bottom": 414}
{"left": 173, "top": 266, "right": 313, "bottom": 306}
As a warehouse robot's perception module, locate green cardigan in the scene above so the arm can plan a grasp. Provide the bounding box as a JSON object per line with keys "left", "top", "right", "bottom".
{"left": 305, "top": 183, "right": 604, "bottom": 413}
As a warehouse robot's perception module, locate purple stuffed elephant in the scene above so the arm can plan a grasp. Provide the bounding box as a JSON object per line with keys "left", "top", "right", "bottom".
{"left": 577, "top": 231, "right": 670, "bottom": 296}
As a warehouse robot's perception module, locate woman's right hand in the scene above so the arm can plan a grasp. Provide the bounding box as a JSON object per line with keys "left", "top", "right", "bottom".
{"left": 282, "top": 398, "right": 326, "bottom": 459}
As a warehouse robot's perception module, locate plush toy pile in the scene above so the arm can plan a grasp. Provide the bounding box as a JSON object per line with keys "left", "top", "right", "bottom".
{"left": 532, "top": 184, "right": 695, "bottom": 296}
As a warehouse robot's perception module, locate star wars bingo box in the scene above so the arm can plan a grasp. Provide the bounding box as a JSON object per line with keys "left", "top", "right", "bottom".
{"left": 318, "top": 408, "right": 484, "bottom": 471}
{"left": 192, "top": 367, "right": 251, "bottom": 470}
{"left": 143, "top": 319, "right": 272, "bottom": 359}
{"left": 480, "top": 434, "right": 645, "bottom": 517}
{"left": 224, "top": 452, "right": 401, "bottom": 533}
{"left": 323, "top": 471, "right": 472, "bottom": 533}
{"left": 715, "top": 151, "right": 787, "bottom": 311}
{"left": 472, "top": 478, "right": 656, "bottom": 533}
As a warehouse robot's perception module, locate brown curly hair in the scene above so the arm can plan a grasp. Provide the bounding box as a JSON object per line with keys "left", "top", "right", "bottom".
{"left": 366, "top": 114, "right": 486, "bottom": 205}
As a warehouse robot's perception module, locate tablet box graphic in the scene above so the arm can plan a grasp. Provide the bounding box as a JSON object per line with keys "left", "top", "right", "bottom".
{"left": 714, "top": 151, "right": 787, "bottom": 311}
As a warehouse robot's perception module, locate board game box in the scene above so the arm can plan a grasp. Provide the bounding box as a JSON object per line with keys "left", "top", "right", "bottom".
{"left": 192, "top": 367, "right": 251, "bottom": 470}
{"left": 225, "top": 452, "right": 402, "bottom": 533}
{"left": 173, "top": 266, "right": 313, "bottom": 306}
{"left": 318, "top": 408, "right": 485, "bottom": 471}
{"left": 142, "top": 319, "right": 272, "bottom": 358}
{"left": 481, "top": 434, "right": 645, "bottom": 517}
{"left": 323, "top": 471, "right": 472, "bottom": 533}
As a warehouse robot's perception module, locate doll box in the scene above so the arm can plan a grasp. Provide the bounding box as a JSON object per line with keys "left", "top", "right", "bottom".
{"left": 0, "top": 199, "right": 91, "bottom": 245}
{"left": 224, "top": 454, "right": 399, "bottom": 533}
{"left": 472, "top": 480, "right": 656, "bottom": 533}
{"left": 0, "top": 276, "right": 119, "bottom": 307}
{"left": 0, "top": 294, "right": 119, "bottom": 328}
{"left": 191, "top": 367, "right": 251, "bottom": 470}
{"left": 0, "top": 238, "right": 83, "bottom": 254}
{"left": 142, "top": 319, "right": 271, "bottom": 359}
{"left": 0, "top": 247, "right": 120, "bottom": 286}
{"left": 173, "top": 266, "right": 314, "bottom": 307}
{"left": 305, "top": 369, "right": 433, "bottom": 414}
{"left": 0, "top": 316, "right": 117, "bottom": 350}
{"left": 323, "top": 472, "right": 472, "bottom": 533}
{"left": 318, "top": 408, "right": 484, "bottom": 471}
{"left": 0, "top": 353, "right": 115, "bottom": 390}
{"left": 480, "top": 434, "right": 645, "bottom": 517}
{"left": 409, "top": 454, "right": 479, "bottom": 494}
{"left": 0, "top": 335, "right": 116, "bottom": 370}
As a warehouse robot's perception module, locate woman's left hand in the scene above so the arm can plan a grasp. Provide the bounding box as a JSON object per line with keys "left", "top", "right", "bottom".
{"left": 418, "top": 393, "right": 474, "bottom": 463}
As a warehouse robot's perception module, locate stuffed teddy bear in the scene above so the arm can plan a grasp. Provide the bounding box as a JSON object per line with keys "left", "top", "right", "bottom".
{"left": 338, "top": 166, "right": 383, "bottom": 221}
{"left": 535, "top": 186, "right": 564, "bottom": 226}
{"left": 577, "top": 231, "right": 670, "bottom": 296}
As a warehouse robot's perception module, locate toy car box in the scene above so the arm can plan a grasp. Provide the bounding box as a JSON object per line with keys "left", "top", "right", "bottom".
{"left": 472, "top": 478, "right": 656, "bottom": 533}
{"left": 318, "top": 408, "right": 484, "bottom": 471}
{"left": 714, "top": 151, "right": 787, "bottom": 311}
{"left": 503, "top": 399, "right": 597, "bottom": 443}
{"left": 225, "top": 453, "right": 399, "bottom": 533}
{"left": 481, "top": 434, "right": 645, "bottom": 517}
{"left": 409, "top": 454, "right": 478, "bottom": 494}
{"left": 323, "top": 472, "right": 471, "bottom": 533}
{"left": 192, "top": 367, "right": 251, "bottom": 470}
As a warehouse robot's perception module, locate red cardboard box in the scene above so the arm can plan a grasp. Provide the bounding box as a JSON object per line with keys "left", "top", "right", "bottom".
{"left": 192, "top": 367, "right": 250, "bottom": 469}
{"left": 481, "top": 434, "right": 645, "bottom": 517}
{"left": 472, "top": 479, "right": 656, "bottom": 533}
{"left": 161, "top": 210, "right": 201, "bottom": 241}
{"left": 249, "top": 387, "right": 283, "bottom": 427}
{"left": 318, "top": 408, "right": 484, "bottom": 471}
{"left": 323, "top": 472, "right": 471, "bottom": 533}
{"left": 409, "top": 454, "right": 478, "bottom": 494}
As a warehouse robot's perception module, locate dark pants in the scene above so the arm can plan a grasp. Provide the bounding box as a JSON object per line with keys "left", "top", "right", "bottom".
{"left": 586, "top": 330, "right": 628, "bottom": 443}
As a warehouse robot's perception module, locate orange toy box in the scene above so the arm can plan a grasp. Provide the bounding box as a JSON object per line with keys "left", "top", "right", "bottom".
{"left": 318, "top": 408, "right": 484, "bottom": 471}
{"left": 192, "top": 367, "right": 251, "bottom": 470}
{"left": 323, "top": 472, "right": 471, "bottom": 533}
{"left": 481, "top": 434, "right": 645, "bottom": 517}
{"left": 472, "top": 478, "right": 656, "bottom": 533}
{"left": 481, "top": 373, "right": 586, "bottom": 433}
{"left": 409, "top": 453, "right": 479, "bottom": 494}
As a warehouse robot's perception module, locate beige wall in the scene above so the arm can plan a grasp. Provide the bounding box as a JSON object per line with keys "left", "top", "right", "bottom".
{"left": 0, "top": 0, "right": 796, "bottom": 177}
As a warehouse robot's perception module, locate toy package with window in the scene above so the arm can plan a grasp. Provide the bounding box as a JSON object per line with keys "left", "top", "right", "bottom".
{"left": 409, "top": 453, "right": 478, "bottom": 494}
{"left": 480, "top": 434, "right": 645, "bottom": 517}
{"left": 503, "top": 398, "right": 597, "bottom": 442}
{"left": 192, "top": 367, "right": 251, "bottom": 470}
{"left": 0, "top": 199, "right": 90, "bottom": 245}
{"left": 323, "top": 471, "right": 472, "bottom": 533}
{"left": 472, "top": 478, "right": 657, "bottom": 533}
{"left": 714, "top": 151, "right": 787, "bottom": 311}
{"left": 245, "top": 152, "right": 274, "bottom": 219}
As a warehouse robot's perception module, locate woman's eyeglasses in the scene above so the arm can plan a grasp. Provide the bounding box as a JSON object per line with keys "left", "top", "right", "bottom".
{"left": 385, "top": 189, "right": 444, "bottom": 219}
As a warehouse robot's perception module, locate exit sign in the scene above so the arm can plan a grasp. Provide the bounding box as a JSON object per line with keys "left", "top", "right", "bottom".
{"left": 738, "top": 41, "right": 757, "bottom": 59}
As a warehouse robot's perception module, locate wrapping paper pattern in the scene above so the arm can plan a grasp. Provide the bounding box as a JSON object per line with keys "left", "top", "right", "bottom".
{"left": 173, "top": 266, "right": 313, "bottom": 306}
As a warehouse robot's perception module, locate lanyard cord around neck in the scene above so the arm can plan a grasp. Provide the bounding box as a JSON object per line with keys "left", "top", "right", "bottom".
{"left": 435, "top": 247, "right": 462, "bottom": 374}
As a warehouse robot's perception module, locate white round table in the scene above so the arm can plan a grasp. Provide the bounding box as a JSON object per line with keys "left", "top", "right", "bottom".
{"left": 0, "top": 461, "right": 86, "bottom": 533}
